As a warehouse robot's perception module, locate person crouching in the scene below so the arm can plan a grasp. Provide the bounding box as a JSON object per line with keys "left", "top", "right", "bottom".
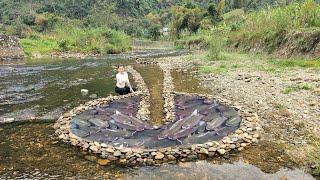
{"left": 115, "top": 65, "right": 135, "bottom": 95}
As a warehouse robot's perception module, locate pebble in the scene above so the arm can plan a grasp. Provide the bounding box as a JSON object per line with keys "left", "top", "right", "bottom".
{"left": 208, "top": 147, "right": 217, "bottom": 152}
{"left": 199, "top": 148, "right": 209, "bottom": 155}
{"left": 90, "top": 145, "right": 99, "bottom": 152}
{"left": 241, "top": 143, "right": 247, "bottom": 147}
{"left": 84, "top": 155, "right": 97, "bottom": 162}
{"left": 81, "top": 89, "right": 89, "bottom": 96}
{"left": 217, "top": 149, "right": 226, "bottom": 155}
{"left": 108, "top": 155, "right": 118, "bottom": 161}
{"left": 106, "top": 148, "right": 115, "bottom": 153}
{"left": 155, "top": 152, "right": 165, "bottom": 160}
{"left": 97, "top": 159, "right": 111, "bottom": 166}
{"left": 114, "top": 151, "right": 122, "bottom": 157}
{"left": 230, "top": 144, "right": 236, "bottom": 149}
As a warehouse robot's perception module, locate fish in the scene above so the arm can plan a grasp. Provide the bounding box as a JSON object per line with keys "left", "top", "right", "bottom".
{"left": 85, "top": 133, "right": 107, "bottom": 143}
{"left": 168, "top": 126, "right": 199, "bottom": 140}
{"left": 115, "top": 110, "right": 152, "bottom": 129}
{"left": 197, "top": 104, "right": 218, "bottom": 114}
{"left": 111, "top": 112, "right": 131, "bottom": 124}
{"left": 159, "top": 119, "right": 185, "bottom": 139}
{"left": 202, "top": 112, "right": 221, "bottom": 122}
{"left": 215, "top": 105, "right": 228, "bottom": 112}
{"left": 102, "top": 128, "right": 133, "bottom": 138}
{"left": 113, "top": 120, "right": 143, "bottom": 131}
{"left": 110, "top": 114, "right": 144, "bottom": 131}
{"left": 176, "top": 100, "right": 204, "bottom": 110}
{"left": 222, "top": 109, "right": 239, "bottom": 118}
{"left": 88, "top": 118, "right": 109, "bottom": 128}
{"left": 205, "top": 116, "right": 228, "bottom": 131}
{"left": 72, "top": 118, "right": 91, "bottom": 127}
{"left": 203, "top": 99, "right": 217, "bottom": 105}
{"left": 196, "top": 121, "right": 207, "bottom": 133}
{"left": 183, "top": 131, "right": 221, "bottom": 144}
{"left": 71, "top": 129, "right": 90, "bottom": 137}
{"left": 181, "top": 110, "right": 204, "bottom": 129}
{"left": 96, "top": 108, "right": 115, "bottom": 115}
{"left": 108, "top": 119, "right": 119, "bottom": 130}
{"left": 225, "top": 116, "right": 241, "bottom": 127}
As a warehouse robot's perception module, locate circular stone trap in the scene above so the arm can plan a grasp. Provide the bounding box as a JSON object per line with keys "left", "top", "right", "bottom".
{"left": 70, "top": 94, "right": 241, "bottom": 149}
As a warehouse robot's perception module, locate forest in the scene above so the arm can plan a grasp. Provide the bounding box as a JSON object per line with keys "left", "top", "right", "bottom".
{"left": 0, "top": 0, "right": 319, "bottom": 57}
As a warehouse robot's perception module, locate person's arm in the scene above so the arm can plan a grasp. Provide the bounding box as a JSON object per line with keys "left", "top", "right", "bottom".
{"left": 125, "top": 73, "right": 134, "bottom": 92}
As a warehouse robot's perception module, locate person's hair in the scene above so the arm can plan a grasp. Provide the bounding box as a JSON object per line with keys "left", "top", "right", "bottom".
{"left": 117, "top": 64, "right": 125, "bottom": 69}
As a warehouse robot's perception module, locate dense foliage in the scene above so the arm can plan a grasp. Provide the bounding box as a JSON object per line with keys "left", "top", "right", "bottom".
{"left": 0, "top": 0, "right": 319, "bottom": 56}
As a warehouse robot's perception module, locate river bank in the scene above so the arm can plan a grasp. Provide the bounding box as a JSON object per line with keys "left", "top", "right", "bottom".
{"left": 150, "top": 52, "right": 320, "bottom": 177}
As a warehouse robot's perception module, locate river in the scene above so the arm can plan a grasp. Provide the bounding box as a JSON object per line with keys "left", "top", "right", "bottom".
{"left": 0, "top": 49, "right": 314, "bottom": 179}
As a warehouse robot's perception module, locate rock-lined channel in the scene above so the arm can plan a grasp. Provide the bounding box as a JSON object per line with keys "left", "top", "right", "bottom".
{"left": 55, "top": 62, "right": 261, "bottom": 165}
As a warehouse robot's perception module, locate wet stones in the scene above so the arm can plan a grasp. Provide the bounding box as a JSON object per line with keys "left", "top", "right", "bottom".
{"left": 126, "top": 66, "right": 151, "bottom": 121}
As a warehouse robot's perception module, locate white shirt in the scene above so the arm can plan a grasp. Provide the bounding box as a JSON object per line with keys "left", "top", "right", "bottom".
{"left": 116, "top": 72, "right": 132, "bottom": 88}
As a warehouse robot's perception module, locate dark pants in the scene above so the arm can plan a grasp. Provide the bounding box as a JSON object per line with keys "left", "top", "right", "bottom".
{"left": 115, "top": 86, "right": 135, "bottom": 95}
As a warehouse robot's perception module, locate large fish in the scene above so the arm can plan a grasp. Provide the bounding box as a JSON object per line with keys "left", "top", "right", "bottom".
{"left": 96, "top": 108, "right": 115, "bottom": 115}
{"left": 88, "top": 118, "right": 109, "bottom": 128}
{"left": 102, "top": 128, "right": 133, "bottom": 138}
{"left": 111, "top": 112, "right": 131, "bottom": 124}
{"left": 215, "top": 105, "right": 228, "bottom": 112}
{"left": 159, "top": 119, "right": 185, "bottom": 139}
{"left": 176, "top": 100, "right": 204, "bottom": 110}
{"left": 183, "top": 131, "right": 221, "bottom": 144}
{"left": 206, "top": 116, "right": 227, "bottom": 131}
{"left": 202, "top": 112, "right": 221, "bottom": 122}
{"left": 111, "top": 119, "right": 143, "bottom": 131}
{"left": 197, "top": 104, "right": 218, "bottom": 115}
{"left": 115, "top": 110, "right": 152, "bottom": 130}
{"left": 222, "top": 109, "right": 239, "bottom": 118}
{"left": 72, "top": 118, "right": 91, "bottom": 127}
{"left": 71, "top": 129, "right": 90, "bottom": 137}
{"left": 168, "top": 126, "right": 199, "bottom": 140}
{"left": 225, "top": 116, "right": 241, "bottom": 127}
{"left": 181, "top": 110, "right": 204, "bottom": 129}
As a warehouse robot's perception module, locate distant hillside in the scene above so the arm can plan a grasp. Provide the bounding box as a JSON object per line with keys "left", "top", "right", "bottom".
{"left": 1, "top": 0, "right": 312, "bottom": 38}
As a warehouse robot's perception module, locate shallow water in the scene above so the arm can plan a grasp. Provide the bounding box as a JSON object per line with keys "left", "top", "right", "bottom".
{"left": 0, "top": 50, "right": 313, "bottom": 179}
{"left": 134, "top": 64, "right": 165, "bottom": 125}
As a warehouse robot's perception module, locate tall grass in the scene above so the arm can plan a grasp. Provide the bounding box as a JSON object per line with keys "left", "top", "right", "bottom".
{"left": 233, "top": 0, "right": 320, "bottom": 40}
{"left": 21, "top": 25, "right": 131, "bottom": 57}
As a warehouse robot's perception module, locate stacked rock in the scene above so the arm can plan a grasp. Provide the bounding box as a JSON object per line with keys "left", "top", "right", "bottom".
{"left": 126, "top": 66, "right": 151, "bottom": 121}
{"left": 158, "top": 63, "right": 176, "bottom": 123}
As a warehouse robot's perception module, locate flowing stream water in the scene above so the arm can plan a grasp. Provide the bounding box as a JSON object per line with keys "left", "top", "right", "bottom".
{"left": 0, "top": 49, "right": 314, "bottom": 179}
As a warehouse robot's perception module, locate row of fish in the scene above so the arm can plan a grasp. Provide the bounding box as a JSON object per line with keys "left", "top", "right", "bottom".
{"left": 70, "top": 95, "right": 242, "bottom": 147}
{"left": 159, "top": 108, "right": 241, "bottom": 143}
{"left": 72, "top": 109, "right": 153, "bottom": 140}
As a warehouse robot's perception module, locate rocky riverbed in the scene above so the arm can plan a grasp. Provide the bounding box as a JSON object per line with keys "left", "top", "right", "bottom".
{"left": 149, "top": 53, "right": 320, "bottom": 176}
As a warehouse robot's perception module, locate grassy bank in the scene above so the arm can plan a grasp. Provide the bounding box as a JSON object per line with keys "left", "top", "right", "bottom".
{"left": 176, "top": 1, "right": 320, "bottom": 59}
{"left": 197, "top": 51, "right": 320, "bottom": 74}
{"left": 21, "top": 27, "right": 131, "bottom": 58}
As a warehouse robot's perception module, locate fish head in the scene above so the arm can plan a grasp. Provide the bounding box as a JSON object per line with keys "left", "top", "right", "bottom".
{"left": 192, "top": 109, "right": 198, "bottom": 115}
